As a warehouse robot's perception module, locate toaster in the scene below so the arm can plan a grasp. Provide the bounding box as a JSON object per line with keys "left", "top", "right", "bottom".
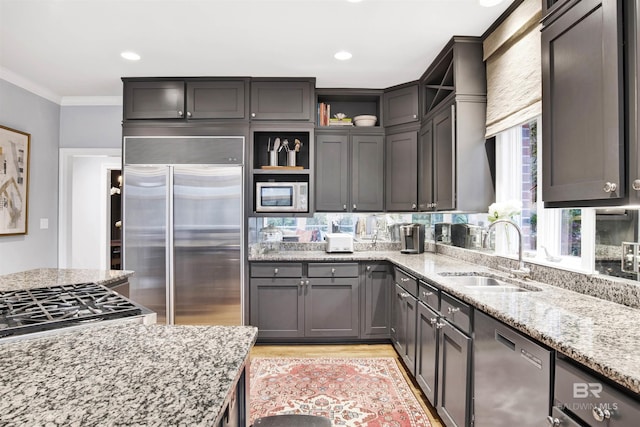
{"left": 325, "top": 233, "right": 354, "bottom": 253}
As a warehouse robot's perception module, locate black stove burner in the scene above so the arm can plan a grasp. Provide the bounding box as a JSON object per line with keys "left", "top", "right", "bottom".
{"left": 0, "top": 282, "right": 143, "bottom": 338}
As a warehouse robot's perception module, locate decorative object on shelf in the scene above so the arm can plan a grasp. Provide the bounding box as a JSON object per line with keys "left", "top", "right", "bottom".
{"left": 353, "top": 115, "right": 377, "bottom": 126}
{"left": 329, "top": 113, "right": 354, "bottom": 127}
{"left": 0, "top": 125, "right": 30, "bottom": 236}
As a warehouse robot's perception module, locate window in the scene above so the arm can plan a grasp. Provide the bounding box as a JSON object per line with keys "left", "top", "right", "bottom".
{"left": 492, "top": 118, "right": 594, "bottom": 272}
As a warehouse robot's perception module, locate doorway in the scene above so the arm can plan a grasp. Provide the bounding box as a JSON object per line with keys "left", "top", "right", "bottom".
{"left": 58, "top": 148, "right": 121, "bottom": 269}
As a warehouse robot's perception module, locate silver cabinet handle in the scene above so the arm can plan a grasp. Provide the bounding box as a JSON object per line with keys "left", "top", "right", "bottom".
{"left": 274, "top": 268, "right": 278, "bottom": 275}
{"left": 299, "top": 280, "right": 305, "bottom": 287}
{"left": 412, "top": 203, "right": 417, "bottom": 210}
{"left": 436, "top": 322, "right": 446, "bottom": 329}
{"left": 422, "top": 291, "right": 433, "bottom": 297}
{"left": 343, "top": 204, "right": 347, "bottom": 210}
{"left": 331, "top": 268, "right": 336, "bottom": 274}
{"left": 400, "top": 292, "right": 409, "bottom": 298}
{"left": 429, "top": 318, "right": 437, "bottom": 325}
{"left": 413, "top": 114, "right": 417, "bottom": 119}
{"left": 545, "top": 416, "right": 560, "bottom": 426}
{"left": 251, "top": 112, "right": 256, "bottom": 118}
{"left": 633, "top": 179, "right": 640, "bottom": 191}
{"left": 178, "top": 110, "right": 184, "bottom": 117}
{"left": 187, "top": 111, "right": 192, "bottom": 118}
{"left": 400, "top": 277, "right": 410, "bottom": 282}
{"left": 603, "top": 182, "right": 617, "bottom": 193}
{"left": 447, "top": 307, "right": 460, "bottom": 314}
{"left": 366, "top": 266, "right": 371, "bottom": 271}
{"left": 592, "top": 407, "right": 611, "bottom": 422}
{"left": 353, "top": 204, "right": 357, "bottom": 210}
{"left": 305, "top": 280, "right": 310, "bottom": 286}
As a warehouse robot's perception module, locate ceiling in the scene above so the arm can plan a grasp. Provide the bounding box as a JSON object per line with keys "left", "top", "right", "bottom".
{"left": 0, "top": 0, "right": 513, "bottom": 105}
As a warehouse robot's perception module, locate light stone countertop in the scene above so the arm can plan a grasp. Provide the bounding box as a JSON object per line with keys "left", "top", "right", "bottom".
{"left": 250, "top": 250, "right": 640, "bottom": 395}
{"left": 0, "top": 267, "right": 133, "bottom": 291}
{"left": 0, "top": 323, "right": 258, "bottom": 426}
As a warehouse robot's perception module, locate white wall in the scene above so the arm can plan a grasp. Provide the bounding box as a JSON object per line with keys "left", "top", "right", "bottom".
{"left": 0, "top": 80, "right": 60, "bottom": 275}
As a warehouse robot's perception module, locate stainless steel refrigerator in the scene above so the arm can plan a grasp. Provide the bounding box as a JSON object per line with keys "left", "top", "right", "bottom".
{"left": 122, "top": 136, "right": 244, "bottom": 325}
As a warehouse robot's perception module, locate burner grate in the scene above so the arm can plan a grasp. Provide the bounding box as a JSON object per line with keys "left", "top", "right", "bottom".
{"left": 0, "top": 282, "right": 143, "bottom": 338}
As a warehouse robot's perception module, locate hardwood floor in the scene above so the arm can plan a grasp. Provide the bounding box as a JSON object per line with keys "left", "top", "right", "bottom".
{"left": 250, "top": 343, "right": 445, "bottom": 427}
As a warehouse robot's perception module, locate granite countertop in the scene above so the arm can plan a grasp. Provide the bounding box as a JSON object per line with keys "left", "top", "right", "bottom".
{"left": 0, "top": 268, "right": 133, "bottom": 291}
{"left": 250, "top": 250, "right": 640, "bottom": 395}
{"left": 0, "top": 323, "right": 258, "bottom": 426}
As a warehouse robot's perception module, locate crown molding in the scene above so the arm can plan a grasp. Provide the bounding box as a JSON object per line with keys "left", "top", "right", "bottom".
{"left": 60, "top": 96, "right": 123, "bottom": 106}
{"left": 0, "top": 66, "right": 62, "bottom": 104}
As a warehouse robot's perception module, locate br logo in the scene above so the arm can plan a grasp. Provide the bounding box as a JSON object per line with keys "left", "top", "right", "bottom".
{"left": 573, "top": 382, "right": 603, "bottom": 398}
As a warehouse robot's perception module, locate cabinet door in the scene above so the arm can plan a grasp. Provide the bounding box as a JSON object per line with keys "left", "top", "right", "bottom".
{"left": 315, "top": 133, "right": 349, "bottom": 211}
{"left": 124, "top": 81, "right": 185, "bottom": 120}
{"left": 433, "top": 104, "right": 455, "bottom": 211}
{"left": 186, "top": 80, "right": 247, "bottom": 119}
{"left": 391, "top": 283, "right": 407, "bottom": 355}
{"left": 250, "top": 81, "right": 313, "bottom": 120}
{"left": 351, "top": 134, "right": 385, "bottom": 211}
{"left": 418, "top": 120, "right": 434, "bottom": 211}
{"left": 361, "top": 263, "right": 390, "bottom": 339}
{"left": 305, "top": 278, "right": 359, "bottom": 337}
{"left": 437, "top": 321, "right": 472, "bottom": 427}
{"left": 250, "top": 278, "right": 304, "bottom": 338}
{"left": 416, "top": 303, "right": 439, "bottom": 405}
{"left": 385, "top": 131, "right": 418, "bottom": 211}
{"left": 384, "top": 84, "right": 419, "bottom": 127}
{"left": 542, "top": 0, "right": 623, "bottom": 204}
{"left": 404, "top": 293, "right": 418, "bottom": 376}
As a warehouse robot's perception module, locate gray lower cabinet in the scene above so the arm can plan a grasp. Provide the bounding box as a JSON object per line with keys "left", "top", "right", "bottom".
{"left": 315, "top": 131, "right": 384, "bottom": 212}
{"left": 391, "top": 268, "right": 418, "bottom": 375}
{"left": 385, "top": 131, "right": 419, "bottom": 212}
{"left": 416, "top": 301, "right": 439, "bottom": 405}
{"left": 361, "top": 263, "right": 391, "bottom": 339}
{"left": 542, "top": 0, "right": 624, "bottom": 205}
{"left": 249, "top": 262, "right": 361, "bottom": 340}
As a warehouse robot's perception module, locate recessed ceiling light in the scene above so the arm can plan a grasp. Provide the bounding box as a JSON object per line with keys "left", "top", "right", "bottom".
{"left": 478, "top": 0, "right": 504, "bottom": 6}
{"left": 334, "top": 51, "right": 353, "bottom": 61}
{"left": 121, "top": 51, "right": 141, "bottom": 61}
{"left": 347, "top": 0, "right": 364, "bottom": 3}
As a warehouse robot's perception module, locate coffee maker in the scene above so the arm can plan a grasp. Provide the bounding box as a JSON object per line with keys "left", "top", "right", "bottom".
{"left": 400, "top": 223, "right": 425, "bottom": 254}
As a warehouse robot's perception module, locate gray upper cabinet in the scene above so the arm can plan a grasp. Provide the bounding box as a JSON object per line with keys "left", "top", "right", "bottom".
{"left": 383, "top": 83, "right": 419, "bottom": 127}
{"left": 386, "top": 131, "right": 418, "bottom": 212}
{"left": 418, "top": 36, "right": 494, "bottom": 212}
{"left": 123, "top": 80, "right": 185, "bottom": 120}
{"left": 419, "top": 103, "right": 455, "bottom": 211}
{"left": 542, "top": 0, "right": 624, "bottom": 206}
{"left": 123, "top": 78, "right": 249, "bottom": 121}
{"left": 315, "top": 130, "right": 384, "bottom": 212}
{"left": 250, "top": 79, "right": 315, "bottom": 121}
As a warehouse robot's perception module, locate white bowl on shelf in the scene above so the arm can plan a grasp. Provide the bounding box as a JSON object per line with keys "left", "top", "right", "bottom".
{"left": 353, "top": 115, "right": 377, "bottom": 127}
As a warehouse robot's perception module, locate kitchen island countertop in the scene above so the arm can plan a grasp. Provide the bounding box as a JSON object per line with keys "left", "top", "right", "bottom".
{"left": 0, "top": 323, "right": 258, "bottom": 426}
{"left": 250, "top": 250, "right": 640, "bottom": 395}
{"left": 0, "top": 267, "right": 133, "bottom": 291}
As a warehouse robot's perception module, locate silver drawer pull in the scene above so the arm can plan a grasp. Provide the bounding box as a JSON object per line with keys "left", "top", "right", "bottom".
{"left": 422, "top": 291, "right": 433, "bottom": 297}
{"left": 429, "top": 318, "right": 437, "bottom": 325}
{"left": 400, "top": 277, "right": 410, "bottom": 282}
{"left": 400, "top": 292, "right": 409, "bottom": 298}
{"left": 273, "top": 268, "right": 278, "bottom": 275}
{"left": 447, "top": 307, "right": 460, "bottom": 314}
{"left": 436, "top": 322, "right": 446, "bottom": 329}
{"left": 331, "top": 268, "right": 336, "bottom": 274}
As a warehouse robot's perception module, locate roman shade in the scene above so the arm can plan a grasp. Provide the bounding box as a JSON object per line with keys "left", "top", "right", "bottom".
{"left": 484, "top": 0, "right": 542, "bottom": 138}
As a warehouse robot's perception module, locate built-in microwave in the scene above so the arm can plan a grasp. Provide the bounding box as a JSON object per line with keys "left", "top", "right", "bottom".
{"left": 255, "top": 182, "right": 308, "bottom": 212}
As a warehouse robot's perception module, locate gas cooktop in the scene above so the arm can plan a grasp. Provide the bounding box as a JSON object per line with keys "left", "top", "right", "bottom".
{"left": 0, "top": 282, "right": 144, "bottom": 339}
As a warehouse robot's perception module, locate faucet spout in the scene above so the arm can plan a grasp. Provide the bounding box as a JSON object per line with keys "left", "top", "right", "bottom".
{"left": 484, "top": 219, "right": 530, "bottom": 279}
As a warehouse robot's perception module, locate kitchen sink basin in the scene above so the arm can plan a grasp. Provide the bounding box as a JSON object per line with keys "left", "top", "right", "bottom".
{"left": 438, "top": 272, "right": 542, "bottom": 292}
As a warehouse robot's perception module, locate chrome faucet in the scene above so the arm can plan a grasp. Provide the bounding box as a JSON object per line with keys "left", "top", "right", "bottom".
{"left": 483, "top": 219, "right": 531, "bottom": 279}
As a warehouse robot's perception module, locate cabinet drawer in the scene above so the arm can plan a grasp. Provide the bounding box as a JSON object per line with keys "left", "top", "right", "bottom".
{"left": 250, "top": 263, "right": 302, "bottom": 278}
{"left": 395, "top": 268, "right": 418, "bottom": 297}
{"left": 308, "top": 263, "right": 359, "bottom": 278}
{"left": 418, "top": 280, "right": 439, "bottom": 311}
{"left": 441, "top": 292, "right": 471, "bottom": 334}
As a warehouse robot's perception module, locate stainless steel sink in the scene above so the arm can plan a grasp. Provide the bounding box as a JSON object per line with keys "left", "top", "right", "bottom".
{"left": 438, "top": 272, "right": 541, "bottom": 292}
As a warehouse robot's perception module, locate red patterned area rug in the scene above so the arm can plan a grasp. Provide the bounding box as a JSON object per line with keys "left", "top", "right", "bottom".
{"left": 249, "top": 357, "right": 432, "bottom": 427}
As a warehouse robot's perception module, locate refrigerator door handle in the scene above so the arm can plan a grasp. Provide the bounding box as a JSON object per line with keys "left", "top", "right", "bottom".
{"left": 167, "top": 166, "right": 175, "bottom": 325}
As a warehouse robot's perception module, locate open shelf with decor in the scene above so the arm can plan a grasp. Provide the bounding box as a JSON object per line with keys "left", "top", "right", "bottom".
{"left": 315, "top": 89, "right": 383, "bottom": 128}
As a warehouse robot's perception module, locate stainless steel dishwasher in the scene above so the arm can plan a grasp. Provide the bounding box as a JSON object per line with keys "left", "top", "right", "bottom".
{"left": 473, "top": 310, "right": 553, "bottom": 426}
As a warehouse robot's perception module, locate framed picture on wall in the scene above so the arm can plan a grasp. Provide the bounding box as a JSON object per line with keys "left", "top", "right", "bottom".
{"left": 0, "top": 125, "right": 30, "bottom": 235}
